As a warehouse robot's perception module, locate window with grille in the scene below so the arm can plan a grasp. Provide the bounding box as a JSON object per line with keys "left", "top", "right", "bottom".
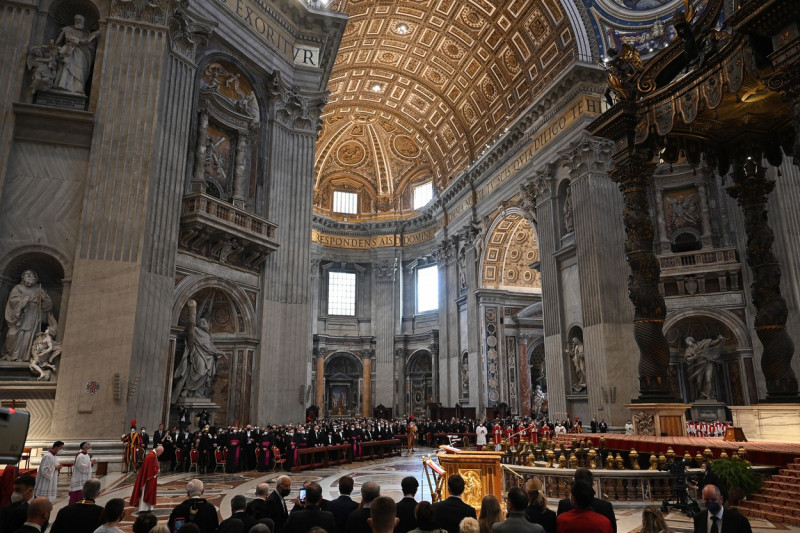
{"left": 413, "top": 182, "right": 434, "bottom": 210}
{"left": 416, "top": 264, "right": 438, "bottom": 313}
{"left": 328, "top": 271, "right": 356, "bottom": 315}
{"left": 333, "top": 191, "right": 358, "bottom": 214}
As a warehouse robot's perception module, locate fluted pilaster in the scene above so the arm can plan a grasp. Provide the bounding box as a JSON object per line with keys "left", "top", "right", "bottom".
{"left": 54, "top": 18, "right": 171, "bottom": 437}
{"left": 0, "top": 3, "right": 34, "bottom": 195}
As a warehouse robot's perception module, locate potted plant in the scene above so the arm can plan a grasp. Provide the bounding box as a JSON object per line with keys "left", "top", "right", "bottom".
{"left": 711, "top": 458, "right": 763, "bottom": 505}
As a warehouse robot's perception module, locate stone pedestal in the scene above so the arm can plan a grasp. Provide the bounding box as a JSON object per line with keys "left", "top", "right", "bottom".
{"left": 34, "top": 90, "right": 88, "bottom": 110}
{"left": 625, "top": 402, "right": 690, "bottom": 436}
{"left": 729, "top": 404, "right": 800, "bottom": 443}
{"left": 690, "top": 400, "right": 728, "bottom": 422}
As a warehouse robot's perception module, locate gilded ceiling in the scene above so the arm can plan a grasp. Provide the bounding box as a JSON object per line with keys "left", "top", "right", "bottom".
{"left": 313, "top": 0, "right": 578, "bottom": 219}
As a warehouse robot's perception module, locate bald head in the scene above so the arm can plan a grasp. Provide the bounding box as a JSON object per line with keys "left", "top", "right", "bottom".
{"left": 255, "top": 482, "right": 269, "bottom": 498}
{"left": 27, "top": 497, "right": 53, "bottom": 526}
{"left": 702, "top": 484, "right": 723, "bottom": 502}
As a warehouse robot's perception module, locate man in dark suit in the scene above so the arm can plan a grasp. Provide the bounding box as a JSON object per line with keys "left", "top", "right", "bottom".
{"left": 327, "top": 476, "right": 358, "bottom": 533}
{"left": 247, "top": 482, "right": 271, "bottom": 521}
{"left": 285, "top": 482, "right": 337, "bottom": 533}
{"left": 264, "top": 475, "right": 292, "bottom": 533}
{"left": 50, "top": 478, "right": 103, "bottom": 533}
{"left": 167, "top": 479, "right": 220, "bottom": 533}
{"left": 395, "top": 476, "right": 419, "bottom": 533}
{"left": 557, "top": 468, "right": 616, "bottom": 533}
{"left": 11, "top": 497, "right": 51, "bottom": 533}
{"left": 431, "top": 474, "right": 477, "bottom": 533}
{"left": 345, "top": 481, "right": 380, "bottom": 533}
{"left": 493, "top": 487, "right": 543, "bottom": 533}
{"left": 0, "top": 474, "right": 35, "bottom": 533}
{"left": 693, "top": 484, "right": 752, "bottom": 533}
{"left": 218, "top": 495, "right": 257, "bottom": 533}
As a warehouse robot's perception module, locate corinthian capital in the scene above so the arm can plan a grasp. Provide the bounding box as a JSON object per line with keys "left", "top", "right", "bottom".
{"left": 560, "top": 135, "right": 615, "bottom": 179}
{"left": 267, "top": 72, "right": 329, "bottom": 133}
{"left": 167, "top": 8, "right": 215, "bottom": 63}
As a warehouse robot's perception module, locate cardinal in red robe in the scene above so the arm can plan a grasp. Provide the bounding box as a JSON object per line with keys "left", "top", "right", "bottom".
{"left": 131, "top": 445, "right": 163, "bottom": 511}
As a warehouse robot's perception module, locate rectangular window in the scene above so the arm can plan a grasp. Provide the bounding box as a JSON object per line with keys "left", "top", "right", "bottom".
{"left": 333, "top": 191, "right": 358, "bottom": 214}
{"left": 413, "top": 182, "right": 434, "bottom": 210}
{"left": 416, "top": 264, "right": 438, "bottom": 313}
{"left": 328, "top": 271, "right": 356, "bottom": 315}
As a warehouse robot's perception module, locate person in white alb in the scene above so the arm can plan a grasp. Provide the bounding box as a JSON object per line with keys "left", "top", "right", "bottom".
{"left": 475, "top": 422, "right": 488, "bottom": 451}
{"left": 34, "top": 441, "right": 64, "bottom": 502}
{"left": 68, "top": 442, "right": 96, "bottom": 504}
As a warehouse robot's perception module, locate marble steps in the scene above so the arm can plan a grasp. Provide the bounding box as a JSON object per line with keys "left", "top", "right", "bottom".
{"left": 738, "top": 457, "right": 800, "bottom": 527}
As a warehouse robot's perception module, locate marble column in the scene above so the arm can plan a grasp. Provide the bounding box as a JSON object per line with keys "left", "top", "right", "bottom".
{"left": 532, "top": 166, "right": 568, "bottom": 419}
{"left": 726, "top": 159, "right": 798, "bottom": 401}
{"left": 372, "top": 257, "right": 397, "bottom": 409}
{"left": 697, "top": 180, "right": 713, "bottom": 248}
{"left": 464, "top": 224, "right": 483, "bottom": 413}
{"left": 316, "top": 355, "right": 325, "bottom": 411}
{"left": 654, "top": 188, "right": 671, "bottom": 253}
{"left": 518, "top": 336, "right": 532, "bottom": 416}
{"left": 362, "top": 356, "right": 371, "bottom": 417}
{"left": 436, "top": 236, "right": 459, "bottom": 405}
{"left": 609, "top": 153, "right": 676, "bottom": 401}
{"left": 191, "top": 111, "right": 209, "bottom": 193}
{"left": 232, "top": 135, "right": 248, "bottom": 208}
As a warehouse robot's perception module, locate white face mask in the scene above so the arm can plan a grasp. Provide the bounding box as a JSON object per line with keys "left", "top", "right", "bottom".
{"left": 10, "top": 491, "right": 26, "bottom": 503}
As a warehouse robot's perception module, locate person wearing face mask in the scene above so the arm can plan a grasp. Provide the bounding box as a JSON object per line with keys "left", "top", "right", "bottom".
{"left": 693, "top": 484, "right": 752, "bottom": 533}
{"left": 33, "top": 441, "right": 64, "bottom": 502}
{"left": 0, "top": 474, "right": 36, "bottom": 533}
{"left": 264, "top": 475, "right": 292, "bottom": 533}
{"left": 11, "top": 496, "right": 52, "bottom": 533}
{"left": 68, "top": 442, "right": 96, "bottom": 504}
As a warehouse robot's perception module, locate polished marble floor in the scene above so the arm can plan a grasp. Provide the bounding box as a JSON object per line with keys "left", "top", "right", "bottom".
{"left": 46, "top": 447, "right": 799, "bottom": 533}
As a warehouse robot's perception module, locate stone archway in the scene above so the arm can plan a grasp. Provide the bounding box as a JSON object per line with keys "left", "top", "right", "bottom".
{"left": 325, "top": 352, "right": 362, "bottom": 417}
{"left": 480, "top": 210, "right": 541, "bottom": 292}
{"left": 0, "top": 249, "right": 68, "bottom": 381}
{"left": 664, "top": 312, "right": 751, "bottom": 404}
{"left": 406, "top": 350, "right": 433, "bottom": 418}
{"left": 170, "top": 284, "right": 258, "bottom": 427}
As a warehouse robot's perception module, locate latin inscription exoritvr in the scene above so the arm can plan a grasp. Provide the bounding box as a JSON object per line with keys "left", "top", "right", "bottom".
{"left": 216, "top": 0, "right": 320, "bottom": 67}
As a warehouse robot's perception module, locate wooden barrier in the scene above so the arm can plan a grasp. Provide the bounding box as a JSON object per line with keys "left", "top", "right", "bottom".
{"left": 356, "top": 439, "right": 402, "bottom": 461}
{"left": 291, "top": 444, "right": 351, "bottom": 472}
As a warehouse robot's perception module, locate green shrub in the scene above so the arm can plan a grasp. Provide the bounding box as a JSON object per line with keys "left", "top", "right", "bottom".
{"left": 711, "top": 458, "right": 762, "bottom": 497}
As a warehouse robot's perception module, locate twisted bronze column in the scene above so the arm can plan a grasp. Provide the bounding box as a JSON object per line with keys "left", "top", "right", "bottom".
{"left": 726, "top": 160, "right": 798, "bottom": 402}
{"left": 610, "top": 155, "right": 676, "bottom": 401}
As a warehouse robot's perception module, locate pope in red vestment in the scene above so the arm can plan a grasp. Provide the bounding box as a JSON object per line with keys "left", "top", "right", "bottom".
{"left": 131, "top": 446, "right": 163, "bottom": 511}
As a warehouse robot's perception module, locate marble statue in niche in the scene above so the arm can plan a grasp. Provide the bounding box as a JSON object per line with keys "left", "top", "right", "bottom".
{"left": 570, "top": 337, "right": 586, "bottom": 392}
{"left": 26, "top": 14, "right": 99, "bottom": 97}
{"left": 563, "top": 185, "right": 574, "bottom": 233}
{"left": 54, "top": 14, "right": 99, "bottom": 94}
{"left": 2, "top": 270, "right": 54, "bottom": 362}
{"left": 460, "top": 353, "right": 469, "bottom": 399}
{"left": 684, "top": 334, "right": 725, "bottom": 400}
{"left": 533, "top": 385, "right": 547, "bottom": 418}
{"left": 172, "top": 300, "right": 226, "bottom": 398}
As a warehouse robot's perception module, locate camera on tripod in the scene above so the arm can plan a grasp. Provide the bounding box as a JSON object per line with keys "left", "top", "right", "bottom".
{"left": 660, "top": 457, "right": 701, "bottom": 517}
